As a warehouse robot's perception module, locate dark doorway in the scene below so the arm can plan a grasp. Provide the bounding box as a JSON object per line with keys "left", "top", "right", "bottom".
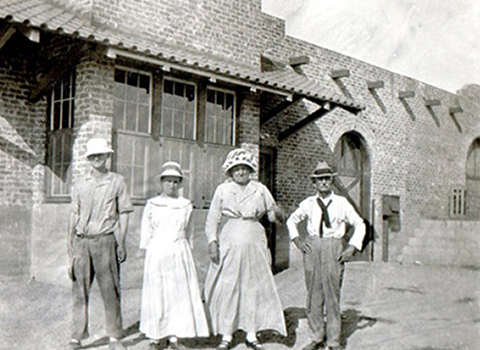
{"left": 259, "top": 146, "right": 289, "bottom": 273}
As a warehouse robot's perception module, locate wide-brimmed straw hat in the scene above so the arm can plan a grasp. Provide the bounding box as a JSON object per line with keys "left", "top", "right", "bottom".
{"left": 85, "top": 138, "right": 114, "bottom": 157}
{"left": 156, "top": 161, "right": 184, "bottom": 180}
{"left": 222, "top": 148, "right": 257, "bottom": 175}
{"left": 309, "top": 161, "right": 337, "bottom": 179}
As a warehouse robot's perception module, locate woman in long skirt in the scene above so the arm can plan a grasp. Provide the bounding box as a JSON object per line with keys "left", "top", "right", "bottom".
{"left": 140, "top": 162, "right": 209, "bottom": 350}
{"left": 204, "top": 149, "right": 287, "bottom": 350}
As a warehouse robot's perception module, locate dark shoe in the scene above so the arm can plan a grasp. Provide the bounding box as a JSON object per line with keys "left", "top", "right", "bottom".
{"left": 246, "top": 339, "right": 264, "bottom": 350}
{"left": 302, "top": 341, "right": 324, "bottom": 350}
{"left": 148, "top": 342, "right": 161, "bottom": 350}
{"left": 66, "top": 339, "right": 81, "bottom": 350}
{"left": 328, "top": 347, "right": 341, "bottom": 350}
{"left": 109, "top": 339, "right": 126, "bottom": 350}
{"left": 216, "top": 340, "right": 231, "bottom": 350}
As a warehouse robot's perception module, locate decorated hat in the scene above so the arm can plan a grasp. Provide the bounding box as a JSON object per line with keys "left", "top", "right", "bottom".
{"left": 222, "top": 148, "right": 257, "bottom": 175}
{"left": 157, "top": 161, "right": 184, "bottom": 179}
{"left": 309, "top": 161, "right": 337, "bottom": 178}
{"left": 85, "top": 138, "right": 114, "bottom": 157}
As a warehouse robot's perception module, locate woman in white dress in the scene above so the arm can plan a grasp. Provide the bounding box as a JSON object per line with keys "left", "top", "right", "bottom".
{"left": 139, "top": 162, "right": 209, "bottom": 350}
{"left": 204, "top": 149, "right": 287, "bottom": 350}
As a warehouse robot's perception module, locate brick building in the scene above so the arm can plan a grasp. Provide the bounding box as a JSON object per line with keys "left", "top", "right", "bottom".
{"left": 1, "top": 0, "right": 480, "bottom": 283}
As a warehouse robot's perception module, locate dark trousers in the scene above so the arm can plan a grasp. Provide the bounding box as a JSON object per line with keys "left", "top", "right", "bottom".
{"left": 71, "top": 234, "right": 123, "bottom": 340}
{"left": 303, "top": 236, "right": 345, "bottom": 348}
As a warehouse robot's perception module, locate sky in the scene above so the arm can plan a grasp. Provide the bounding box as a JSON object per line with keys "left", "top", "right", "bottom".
{"left": 261, "top": 0, "right": 480, "bottom": 93}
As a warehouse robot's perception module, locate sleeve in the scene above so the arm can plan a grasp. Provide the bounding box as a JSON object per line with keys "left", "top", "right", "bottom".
{"left": 185, "top": 202, "right": 195, "bottom": 250}
{"left": 71, "top": 184, "right": 80, "bottom": 215}
{"left": 343, "top": 198, "right": 366, "bottom": 251}
{"left": 262, "top": 184, "right": 278, "bottom": 223}
{"left": 286, "top": 200, "right": 308, "bottom": 241}
{"left": 205, "top": 186, "right": 223, "bottom": 244}
{"left": 139, "top": 203, "right": 153, "bottom": 249}
{"left": 117, "top": 177, "right": 134, "bottom": 214}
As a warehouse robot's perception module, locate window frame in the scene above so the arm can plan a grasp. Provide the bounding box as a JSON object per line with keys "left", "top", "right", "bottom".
{"left": 160, "top": 76, "right": 198, "bottom": 140}
{"left": 113, "top": 66, "right": 153, "bottom": 135}
{"left": 45, "top": 70, "right": 76, "bottom": 202}
{"left": 205, "top": 86, "right": 236, "bottom": 146}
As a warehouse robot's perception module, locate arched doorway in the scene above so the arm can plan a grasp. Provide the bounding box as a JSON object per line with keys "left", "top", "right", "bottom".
{"left": 466, "top": 138, "right": 480, "bottom": 219}
{"left": 333, "top": 132, "right": 372, "bottom": 260}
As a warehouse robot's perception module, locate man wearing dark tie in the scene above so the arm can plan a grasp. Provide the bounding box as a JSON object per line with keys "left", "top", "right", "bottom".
{"left": 286, "top": 161, "right": 366, "bottom": 350}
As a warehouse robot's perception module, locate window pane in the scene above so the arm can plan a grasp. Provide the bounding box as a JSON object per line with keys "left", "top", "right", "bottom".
{"left": 139, "top": 74, "right": 150, "bottom": 94}
{"left": 62, "top": 77, "right": 71, "bottom": 99}
{"left": 164, "top": 79, "right": 173, "bottom": 94}
{"left": 162, "top": 109, "right": 173, "bottom": 136}
{"left": 126, "top": 102, "right": 137, "bottom": 131}
{"left": 113, "top": 101, "right": 125, "bottom": 129}
{"left": 138, "top": 105, "right": 150, "bottom": 134}
{"left": 114, "top": 83, "right": 125, "bottom": 99}
{"left": 186, "top": 84, "right": 195, "bottom": 102}
{"left": 115, "top": 69, "right": 126, "bottom": 83}
{"left": 174, "top": 110, "right": 184, "bottom": 138}
{"left": 126, "top": 85, "right": 138, "bottom": 102}
{"left": 185, "top": 112, "right": 195, "bottom": 140}
{"left": 62, "top": 100, "right": 70, "bottom": 129}
{"left": 175, "top": 82, "right": 184, "bottom": 97}
{"left": 127, "top": 72, "right": 139, "bottom": 87}
{"left": 207, "top": 89, "right": 215, "bottom": 103}
{"left": 54, "top": 83, "right": 62, "bottom": 100}
{"left": 53, "top": 103, "right": 61, "bottom": 130}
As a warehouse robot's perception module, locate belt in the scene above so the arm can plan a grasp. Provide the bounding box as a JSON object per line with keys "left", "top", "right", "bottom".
{"left": 76, "top": 232, "right": 114, "bottom": 239}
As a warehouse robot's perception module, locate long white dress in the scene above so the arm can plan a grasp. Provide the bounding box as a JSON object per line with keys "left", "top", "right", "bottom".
{"left": 204, "top": 180, "right": 287, "bottom": 336}
{"left": 139, "top": 195, "right": 209, "bottom": 339}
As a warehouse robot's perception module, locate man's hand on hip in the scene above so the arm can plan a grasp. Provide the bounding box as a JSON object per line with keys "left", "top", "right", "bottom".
{"left": 338, "top": 244, "right": 356, "bottom": 263}
{"left": 293, "top": 237, "right": 312, "bottom": 254}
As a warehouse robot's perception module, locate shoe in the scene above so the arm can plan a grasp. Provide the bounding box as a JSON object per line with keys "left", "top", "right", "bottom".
{"left": 246, "top": 339, "right": 264, "bottom": 350}
{"left": 302, "top": 341, "right": 323, "bottom": 350}
{"left": 169, "top": 339, "right": 181, "bottom": 349}
{"left": 109, "top": 339, "right": 126, "bottom": 350}
{"left": 216, "top": 340, "right": 231, "bottom": 350}
{"left": 148, "top": 342, "right": 161, "bottom": 350}
{"left": 66, "top": 339, "right": 81, "bottom": 350}
{"left": 328, "top": 347, "right": 341, "bottom": 350}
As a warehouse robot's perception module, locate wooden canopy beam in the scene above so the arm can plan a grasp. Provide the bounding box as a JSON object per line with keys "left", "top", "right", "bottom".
{"left": 398, "top": 90, "right": 415, "bottom": 99}
{"left": 29, "top": 42, "right": 91, "bottom": 102}
{"left": 0, "top": 24, "right": 16, "bottom": 51}
{"left": 367, "top": 80, "right": 384, "bottom": 89}
{"left": 278, "top": 105, "right": 337, "bottom": 142}
{"left": 330, "top": 69, "right": 350, "bottom": 79}
{"left": 425, "top": 99, "right": 441, "bottom": 107}
{"left": 260, "top": 94, "right": 303, "bottom": 125}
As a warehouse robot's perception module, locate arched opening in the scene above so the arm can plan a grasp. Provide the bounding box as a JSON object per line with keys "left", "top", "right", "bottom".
{"left": 466, "top": 138, "right": 480, "bottom": 219}
{"left": 334, "top": 132, "right": 372, "bottom": 260}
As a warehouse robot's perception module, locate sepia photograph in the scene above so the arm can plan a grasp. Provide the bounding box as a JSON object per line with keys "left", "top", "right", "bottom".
{"left": 0, "top": 1, "right": 479, "bottom": 349}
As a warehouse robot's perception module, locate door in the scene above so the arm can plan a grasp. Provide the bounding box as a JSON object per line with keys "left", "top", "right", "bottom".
{"left": 333, "top": 132, "right": 372, "bottom": 260}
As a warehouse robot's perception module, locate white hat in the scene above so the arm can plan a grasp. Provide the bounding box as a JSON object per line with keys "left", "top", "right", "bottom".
{"left": 85, "top": 138, "right": 114, "bottom": 157}
{"left": 156, "top": 161, "right": 184, "bottom": 179}
{"left": 222, "top": 148, "right": 257, "bottom": 175}
{"left": 309, "top": 161, "right": 337, "bottom": 179}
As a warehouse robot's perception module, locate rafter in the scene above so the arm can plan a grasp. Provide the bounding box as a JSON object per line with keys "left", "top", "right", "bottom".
{"left": 278, "top": 105, "right": 337, "bottom": 142}
{"left": 260, "top": 94, "right": 303, "bottom": 125}
{"left": 0, "top": 24, "right": 16, "bottom": 51}
{"left": 29, "top": 42, "right": 91, "bottom": 102}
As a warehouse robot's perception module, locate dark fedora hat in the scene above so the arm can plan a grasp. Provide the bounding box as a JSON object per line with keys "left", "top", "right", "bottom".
{"left": 309, "top": 161, "right": 337, "bottom": 178}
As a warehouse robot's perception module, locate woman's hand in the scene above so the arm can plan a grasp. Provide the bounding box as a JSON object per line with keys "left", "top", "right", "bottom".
{"left": 273, "top": 206, "right": 286, "bottom": 224}
{"left": 338, "top": 245, "right": 356, "bottom": 263}
{"left": 208, "top": 240, "right": 220, "bottom": 264}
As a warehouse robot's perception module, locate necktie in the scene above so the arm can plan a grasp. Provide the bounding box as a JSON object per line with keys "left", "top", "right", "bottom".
{"left": 316, "top": 198, "right": 332, "bottom": 237}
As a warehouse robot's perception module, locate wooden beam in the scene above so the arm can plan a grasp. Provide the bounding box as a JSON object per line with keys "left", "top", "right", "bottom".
{"left": 260, "top": 94, "right": 303, "bottom": 125}
{"left": 29, "top": 43, "right": 91, "bottom": 102}
{"left": 398, "top": 90, "right": 415, "bottom": 99}
{"left": 449, "top": 106, "right": 463, "bottom": 114}
{"left": 0, "top": 25, "right": 16, "bottom": 50}
{"left": 425, "top": 99, "right": 441, "bottom": 107}
{"left": 278, "top": 105, "right": 337, "bottom": 142}
{"left": 367, "top": 81, "right": 384, "bottom": 89}
{"left": 330, "top": 69, "right": 350, "bottom": 79}
{"left": 289, "top": 55, "right": 310, "bottom": 67}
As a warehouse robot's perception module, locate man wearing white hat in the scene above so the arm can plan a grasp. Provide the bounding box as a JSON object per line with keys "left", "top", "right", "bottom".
{"left": 66, "top": 138, "right": 133, "bottom": 350}
{"left": 286, "top": 161, "right": 366, "bottom": 350}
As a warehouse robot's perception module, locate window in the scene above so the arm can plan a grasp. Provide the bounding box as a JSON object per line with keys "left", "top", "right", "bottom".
{"left": 114, "top": 68, "right": 152, "bottom": 134}
{"left": 113, "top": 68, "right": 152, "bottom": 200}
{"left": 45, "top": 71, "right": 75, "bottom": 200}
{"left": 205, "top": 87, "right": 235, "bottom": 145}
{"left": 161, "top": 78, "right": 196, "bottom": 139}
